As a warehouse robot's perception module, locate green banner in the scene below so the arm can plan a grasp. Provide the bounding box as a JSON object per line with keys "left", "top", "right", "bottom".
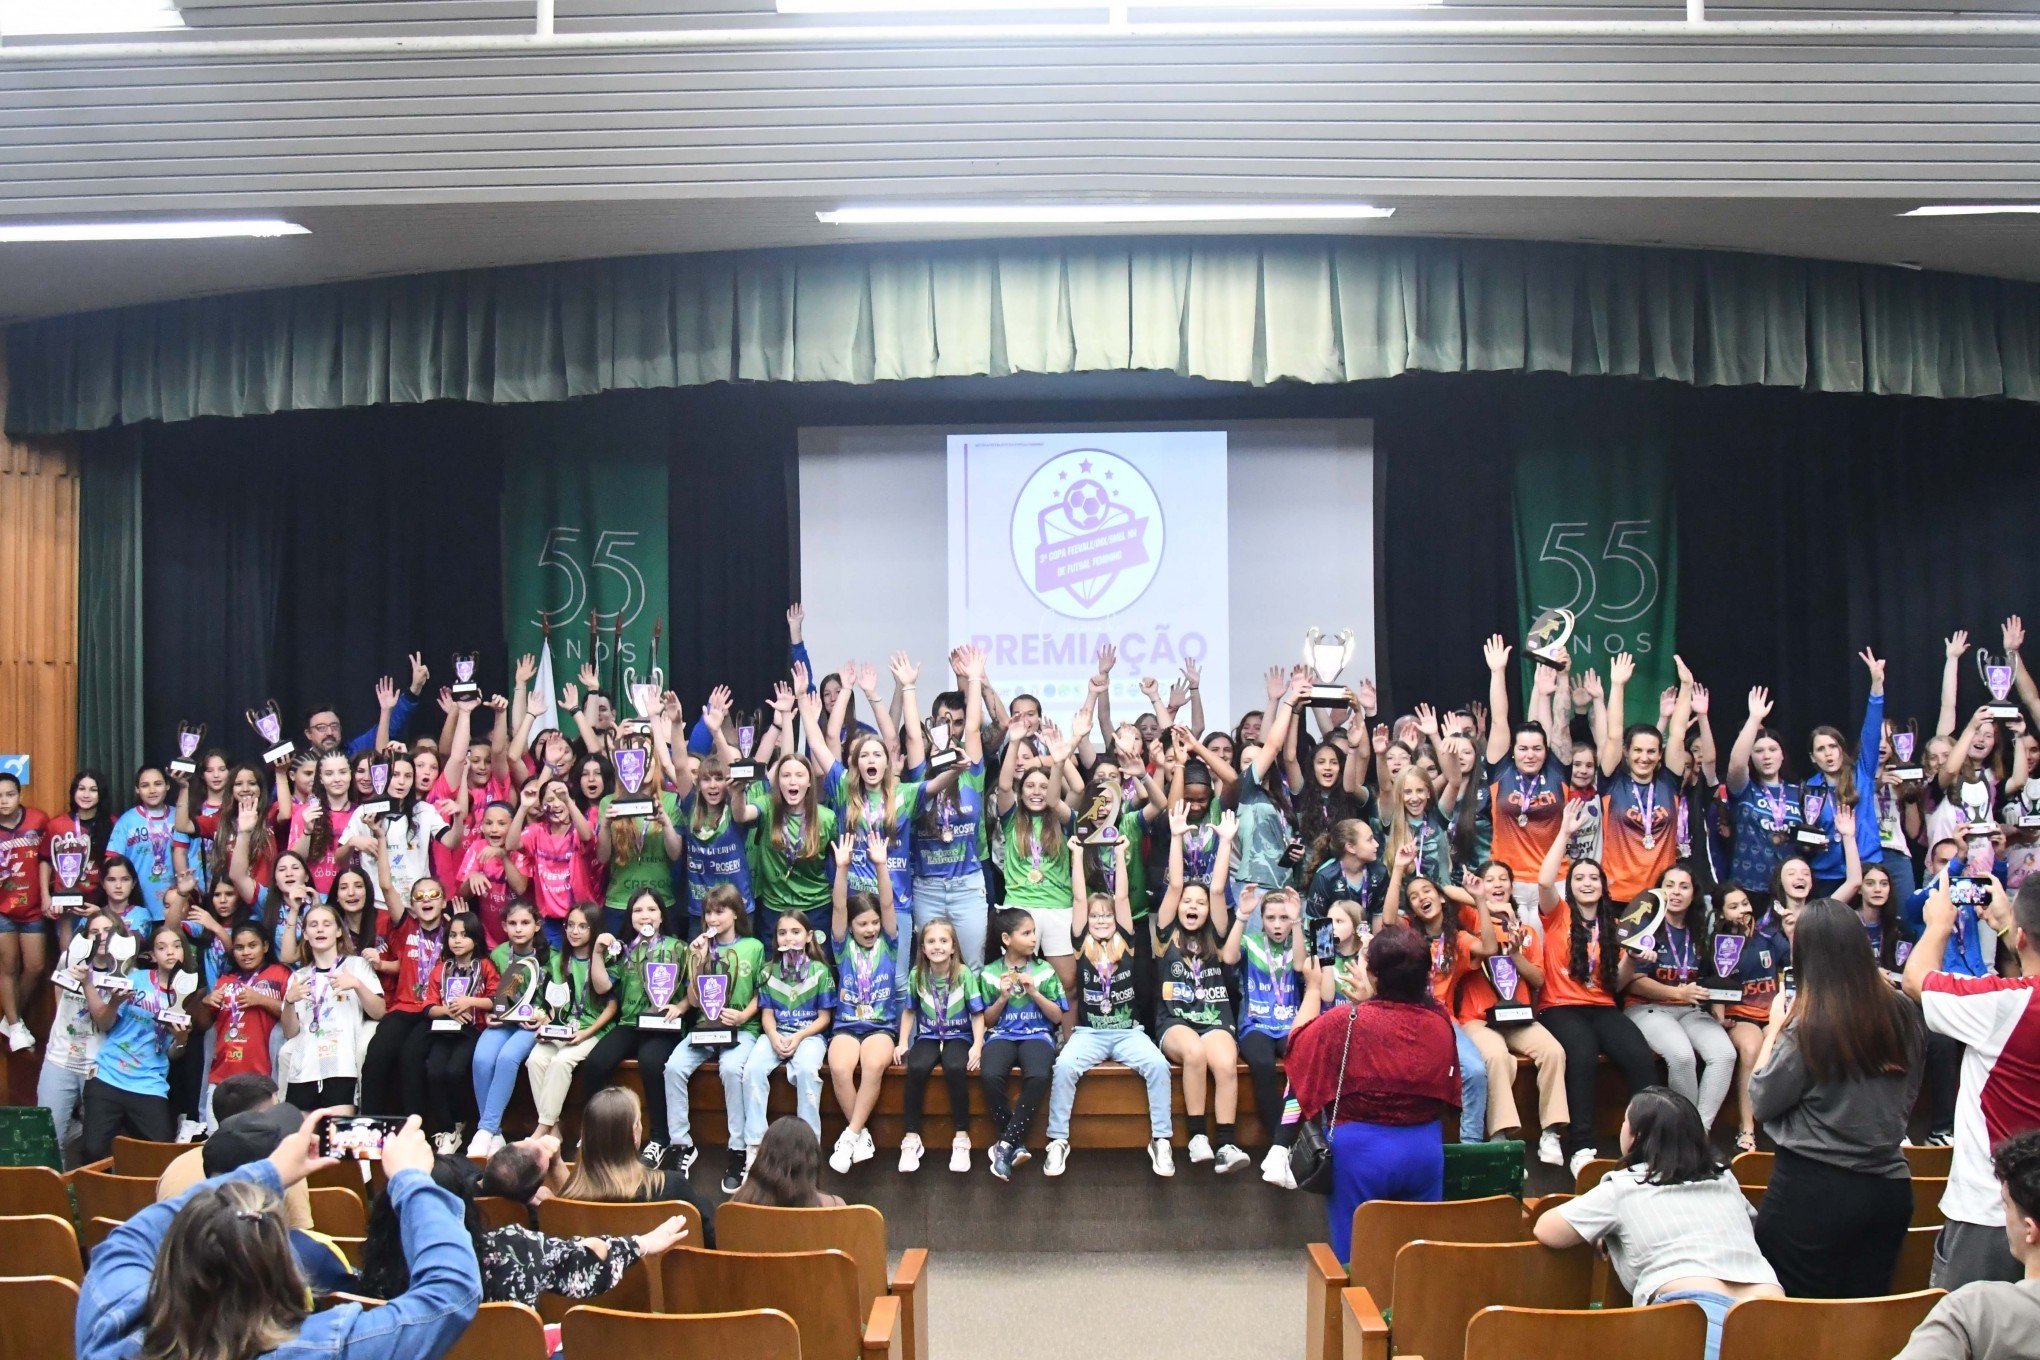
{"left": 502, "top": 442, "right": 668, "bottom": 723}
{"left": 1512, "top": 409, "right": 1678, "bottom": 710}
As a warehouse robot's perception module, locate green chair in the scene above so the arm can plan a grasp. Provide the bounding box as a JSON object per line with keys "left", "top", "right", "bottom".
{"left": 1444, "top": 1139, "right": 1526, "bottom": 1201}
{"left": 0, "top": 1108, "right": 62, "bottom": 1172}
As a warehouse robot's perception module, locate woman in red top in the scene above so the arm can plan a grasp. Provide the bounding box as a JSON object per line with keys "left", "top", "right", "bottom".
{"left": 358, "top": 876, "right": 452, "bottom": 1121}
{"left": 1537, "top": 798, "right": 1661, "bottom": 1175}
{"left": 1287, "top": 924, "right": 1460, "bottom": 1263}
{"left": 40, "top": 768, "right": 112, "bottom": 950}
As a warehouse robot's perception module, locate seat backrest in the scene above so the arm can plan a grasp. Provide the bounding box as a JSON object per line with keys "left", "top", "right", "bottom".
{"left": 1741, "top": 1183, "right": 1766, "bottom": 1210}
{"left": 305, "top": 1161, "right": 370, "bottom": 1201}
{"left": 442, "top": 1301, "right": 548, "bottom": 1360}
{"left": 662, "top": 1248, "right": 863, "bottom": 1360}
{"left": 0, "top": 1275, "right": 80, "bottom": 1360}
{"left": 1465, "top": 1300, "right": 1707, "bottom": 1360}
{"left": 1911, "top": 1177, "right": 1948, "bottom": 1227}
{"left": 535, "top": 1197, "right": 700, "bottom": 1320}
{"left": 1890, "top": 1225, "right": 1939, "bottom": 1295}
{"left": 1729, "top": 1150, "right": 1775, "bottom": 1187}
{"left": 0, "top": 1166, "right": 71, "bottom": 1219}
{"left": 0, "top": 1214, "right": 83, "bottom": 1282}
{"left": 475, "top": 1195, "right": 529, "bottom": 1230}
{"left": 1347, "top": 1196, "right": 1530, "bottom": 1302}
{"left": 1717, "top": 1290, "right": 1944, "bottom": 1360}
{"left": 111, "top": 1137, "right": 189, "bottom": 1179}
{"left": 1573, "top": 1158, "right": 1619, "bottom": 1194}
{"left": 716, "top": 1202, "right": 888, "bottom": 1309}
{"left": 563, "top": 1304, "right": 803, "bottom": 1360}
{"left": 308, "top": 1186, "right": 368, "bottom": 1237}
{"left": 83, "top": 1217, "right": 124, "bottom": 1257}
{"left": 1903, "top": 1144, "right": 1953, "bottom": 1178}
{"left": 328, "top": 1236, "right": 367, "bottom": 1269}
{"left": 71, "top": 1167, "right": 159, "bottom": 1223}
{"left": 1391, "top": 1240, "right": 1595, "bottom": 1360}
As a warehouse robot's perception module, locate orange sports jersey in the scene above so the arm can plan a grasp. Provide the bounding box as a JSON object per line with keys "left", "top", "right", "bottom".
{"left": 1537, "top": 898, "right": 1615, "bottom": 1009}
{"left": 1425, "top": 928, "right": 1478, "bottom": 1007}
{"left": 1599, "top": 770, "right": 1681, "bottom": 903}
{"left": 1487, "top": 763, "right": 1567, "bottom": 880}
{"left": 1455, "top": 918, "right": 1541, "bottom": 1024}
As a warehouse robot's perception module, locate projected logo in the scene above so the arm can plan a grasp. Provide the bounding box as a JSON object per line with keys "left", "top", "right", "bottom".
{"left": 1010, "top": 447, "right": 1164, "bottom": 620}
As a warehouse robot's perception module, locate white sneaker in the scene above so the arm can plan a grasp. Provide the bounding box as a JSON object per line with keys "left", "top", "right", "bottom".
{"left": 1260, "top": 1145, "right": 1291, "bottom": 1186}
{"left": 1044, "top": 1138, "right": 1070, "bottom": 1176}
{"left": 467, "top": 1128, "right": 495, "bottom": 1157}
{"left": 828, "top": 1129, "right": 856, "bottom": 1175}
{"left": 1149, "top": 1138, "right": 1176, "bottom": 1177}
{"left": 5, "top": 1020, "right": 32, "bottom": 1052}
{"left": 1568, "top": 1146, "right": 1597, "bottom": 1179}
{"left": 175, "top": 1118, "right": 206, "bottom": 1144}
{"left": 853, "top": 1128, "right": 876, "bottom": 1165}
{"left": 1538, "top": 1129, "right": 1565, "bottom": 1167}
{"left": 949, "top": 1132, "right": 971, "bottom": 1173}
{"left": 898, "top": 1133, "right": 924, "bottom": 1173}
{"left": 1186, "top": 1133, "right": 1214, "bottom": 1164}
{"left": 1214, "top": 1143, "right": 1250, "bottom": 1174}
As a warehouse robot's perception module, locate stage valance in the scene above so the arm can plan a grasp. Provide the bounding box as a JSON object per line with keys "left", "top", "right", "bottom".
{"left": 10, "top": 236, "right": 2040, "bottom": 435}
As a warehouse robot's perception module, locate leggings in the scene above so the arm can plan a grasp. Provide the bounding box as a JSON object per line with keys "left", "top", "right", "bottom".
{"left": 1237, "top": 1029, "right": 1296, "bottom": 1149}
{"left": 1538, "top": 1004, "right": 1661, "bottom": 1156}
{"left": 902, "top": 1038, "right": 973, "bottom": 1137}
{"left": 1327, "top": 1119, "right": 1445, "bottom": 1263}
{"left": 1923, "top": 1030, "right": 1962, "bottom": 1136}
{"left": 1627, "top": 1003, "right": 1736, "bottom": 1128}
{"left": 422, "top": 1027, "right": 480, "bottom": 1135}
{"left": 1756, "top": 1147, "right": 1912, "bottom": 1299}
{"left": 359, "top": 1010, "right": 435, "bottom": 1116}
{"left": 471, "top": 1026, "right": 539, "bottom": 1135}
{"left": 979, "top": 1037, "right": 1052, "bottom": 1148}
{"left": 579, "top": 1026, "right": 685, "bottom": 1143}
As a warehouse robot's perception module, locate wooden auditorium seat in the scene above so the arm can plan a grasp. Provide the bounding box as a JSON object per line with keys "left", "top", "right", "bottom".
{"left": 0, "top": 1165, "right": 72, "bottom": 1219}
{"left": 1572, "top": 1158, "right": 1619, "bottom": 1194}
{"left": 70, "top": 1166, "right": 158, "bottom": 1223}
{"left": 475, "top": 1195, "right": 530, "bottom": 1230}
{"left": 1730, "top": 1149, "right": 1775, "bottom": 1187}
{"left": 1903, "top": 1143, "right": 1954, "bottom": 1178}
{"left": 82, "top": 1216, "right": 123, "bottom": 1256}
{"left": 1891, "top": 1224, "right": 1940, "bottom": 1294}
{"left": 0, "top": 1275, "right": 80, "bottom": 1360}
{"left": 443, "top": 1301, "right": 548, "bottom": 1360}
{"left": 328, "top": 1235, "right": 367, "bottom": 1269}
{"left": 1304, "top": 1196, "right": 1531, "bottom": 1360}
{"left": 0, "top": 1213, "right": 83, "bottom": 1281}
{"left": 306, "top": 1161, "right": 371, "bottom": 1203}
{"left": 1464, "top": 1299, "right": 1709, "bottom": 1360}
{"left": 563, "top": 1304, "right": 804, "bottom": 1360}
{"left": 716, "top": 1203, "right": 928, "bottom": 1360}
{"left": 1341, "top": 1240, "right": 1595, "bottom": 1360}
{"left": 308, "top": 1185, "right": 368, "bottom": 1237}
{"left": 110, "top": 1137, "right": 189, "bottom": 1180}
{"left": 660, "top": 1247, "right": 901, "bottom": 1360}
{"left": 1911, "top": 1177, "right": 1948, "bottom": 1227}
{"left": 1716, "top": 1290, "right": 1945, "bottom": 1360}
{"left": 534, "top": 1196, "right": 699, "bottom": 1321}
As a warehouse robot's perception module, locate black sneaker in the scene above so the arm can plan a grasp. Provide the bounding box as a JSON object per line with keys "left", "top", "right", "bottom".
{"left": 638, "top": 1139, "right": 668, "bottom": 1170}
{"left": 673, "top": 1142, "right": 700, "bottom": 1176}
{"left": 720, "top": 1146, "right": 747, "bottom": 1195}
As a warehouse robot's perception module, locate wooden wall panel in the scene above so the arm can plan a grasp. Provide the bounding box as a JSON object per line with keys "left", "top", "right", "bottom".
{"left": 0, "top": 337, "right": 78, "bottom": 810}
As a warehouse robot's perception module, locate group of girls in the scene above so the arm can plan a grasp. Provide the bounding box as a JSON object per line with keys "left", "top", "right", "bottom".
{"left": 11, "top": 608, "right": 2030, "bottom": 1180}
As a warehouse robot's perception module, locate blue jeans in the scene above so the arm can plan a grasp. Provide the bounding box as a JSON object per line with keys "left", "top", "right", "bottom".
{"left": 37, "top": 1062, "right": 87, "bottom": 1165}
{"left": 911, "top": 872, "right": 990, "bottom": 972}
{"left": 743, "top": 1033, "right": 826, "bottom": 1142}
{"left": 1656, "top": 1289, "right": 1736, "bottom": 1360}
{"left": 664, "top": 1031, "right": 758, "bottom": 1148}
{"left": 1452, "top": 1022, "right": 1488, "bottom": 1143}
{"left": 471, "top": 1027, "right": 537, "bottom": 1134}
{"left": 1328, "top": 1119, "right": 1444, "bottom": 1262}
{"left": 1048, "top": 1027, "right": 1172, "bottom": 1141}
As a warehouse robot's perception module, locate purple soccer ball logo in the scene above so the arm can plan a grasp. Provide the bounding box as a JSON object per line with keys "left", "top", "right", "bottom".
{"left": 1063, "top": 478, "right": 1111, "bottom": 530}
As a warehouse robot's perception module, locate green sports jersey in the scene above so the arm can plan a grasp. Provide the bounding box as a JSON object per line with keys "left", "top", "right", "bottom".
{"left": 688, "top": 934, "right": 766, "bottom": 1034}
{"left": 745, "top": 790, "right": 837, "bottom": 916}
{"left": 612, "top": 934, "right": 688, "bottom": 1022}
{"left": 599, "top": 791, "right": 682, "bottom": 914}
{"left": 907, "top": 965, "right": 984, "bottom": 1042}
{"left": 759, "top": 958, "right": 837, "bottom": 1032}
{"left": 1000, "top": 810, "right": 1073, "bottom": 908}
{"left": 546, "top": 950, "right": 615, "bottom": 1034}
{"left": 983, "top": 957, "right": 1065, "bottom": 1041}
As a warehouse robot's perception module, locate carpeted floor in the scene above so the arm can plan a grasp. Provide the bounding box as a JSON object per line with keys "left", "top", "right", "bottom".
{"left": 918, "top": 1250, "right": 1302, "bottom": 1360}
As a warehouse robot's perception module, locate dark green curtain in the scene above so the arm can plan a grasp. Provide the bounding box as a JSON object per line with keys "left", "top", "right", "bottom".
{"left": 75, "top": 438, "right": 142, "bottom": 782}
{"left": 13, "top": 237, "right": 2040, "bottom": 437}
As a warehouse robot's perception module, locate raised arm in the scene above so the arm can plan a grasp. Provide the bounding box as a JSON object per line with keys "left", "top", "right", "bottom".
{"left": 857, "top": 661, "right": 899, "bottom": 754}
{"left": 1184, "top": 655, "right": 1207, "bottom": 735}
{"left": 1938, "top": 630, "right": 1969, "bottom": 738}
{"left": 1252, "top": 672, "right": 1307, "bottom": 783}
{"left": 960, "top": 646, "right": 986, "bottom": 767}
{"left": 1727, "top": 685, "right": 1772, "bottom": 795}
{"left": 1599, "top": 652, "right": 1634, "bottom": 777}
{"left": 1483, "top": 634, "right": 1514, "bottom": 766}
{"left": 1664, "top": 655, "right": 1695, "bottom": 778}
{"left": 890, "top": 653, "right": 926, "bottom": 770}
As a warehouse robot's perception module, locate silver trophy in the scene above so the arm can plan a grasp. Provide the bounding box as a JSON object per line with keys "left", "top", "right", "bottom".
{"left": 1301, "top": 626, "right": 1357, "bottom": 709}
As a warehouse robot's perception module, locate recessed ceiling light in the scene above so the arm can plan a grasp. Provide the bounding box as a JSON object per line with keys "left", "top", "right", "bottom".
{"left": 819, "top": 204, "right": 1394, "bottom": 225}
{"left": 1900, "top": 205, "right": 2040, "bottom": 217}
{"left": 0, "top": 220, "right": 310, "bottom": 243}
{"left": 0, "top": 0, "right": 185, "bottom": 36}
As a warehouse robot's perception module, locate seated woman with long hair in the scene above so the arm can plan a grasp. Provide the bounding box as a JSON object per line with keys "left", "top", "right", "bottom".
{"left": 728, "top": 1115, "right": 847, "bottom": 1209}
{"left": 1537, "top": 1088, "right": 1783, "bottom": 1360}
{"left": 79, "top": 1111, "right": 478, "bottom": 1360}
{"left": 560, "top": 1087, "right": 712, "bottom": 1243}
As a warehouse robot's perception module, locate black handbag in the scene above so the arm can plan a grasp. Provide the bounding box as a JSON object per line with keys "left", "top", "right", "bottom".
{"left": 1289, "top": 1002, "right": 1358, "bottom": 1196}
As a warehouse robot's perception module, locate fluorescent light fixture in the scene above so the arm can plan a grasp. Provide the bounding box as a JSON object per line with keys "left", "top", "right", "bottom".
{"left": 0, "top": 0, "right": 185, "bottom": 36}
{"left": 820, "top": 204, "right": 1394, "bottom": 225}
{"left": 0, "top": 219, "right": 309, "bottom": 242}
{"left": 1901, "top": 205, "right": 2040, "bottom": 217}
{"left": 784, "top": 0, "right": 1437, "bottom": 9}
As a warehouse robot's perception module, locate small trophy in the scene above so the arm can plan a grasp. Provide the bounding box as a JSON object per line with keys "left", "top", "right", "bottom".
{"left": 450, "top": 652, "right": 483, "bottom": 703}
{"left": 924, "top": 740, "right": 963, "bottom": 778}
{"left": 49, "top": 830, "right": 90, "bottom": 912}
{"left": 1301, "top": 626, "right": 1357, "bottom": 708}
{"left": 245, "top": 700, "right": 295, "bottom": 765}
{"left": 1617, "top": 890, "right": 1667, "bottom": 956}
{"left": 505, "top": 960, "right": 542, "bottom": 1023}
{"left": 1890, "top": 721, "right": 1925, "bottom": 783}
{"left": 639, "top": 957, "right": 686, "bottom": 1031}
{"left": 161, "top": 970, "right": 198, "bottom": 1032}
{"left": 53, "top": 933, "right": 91, "bottom": 994}
{"left": 1069, "top": 785, "right": 1119, "bottom": 848}
{"left": 432, "top": 974, "right": 469, "bottom": 1032}
{"left": 620, "top": 656, "right": 664, "bottom": 741}
{"left": 168, "top": 720, "right": 205, "bottom": 778}
{"left": 609, "top": 742, "right": 656, "bottom": 819}
{"left": 728, "top": 711, "right": 764, "bottom": 783}
{"left": 1793, "top": 787, "right": 1831, "bottom": 851}
{"left": 1484, "top": 954, "right": 1534, "bottom": 1025}
{"left": 537, "top": 980, "right": 577, "bottom": 1040}
{"left": 357, "top": 759, "right": 392, "bottom": 821}
{"left": 1705, "top": 934, "right": 1747, "bottom": 1004}
{"left": 1525, "top": 607, "right": 1576, "bottom": 670}
{"left": 94, "top": 932, "right": 136, "bottom": 994}
{"left": 1979, "top": 650, "right": 2022, "bottom": 722}
{"left": 689, "top": 965, "right": 734, "bottom": 1048}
